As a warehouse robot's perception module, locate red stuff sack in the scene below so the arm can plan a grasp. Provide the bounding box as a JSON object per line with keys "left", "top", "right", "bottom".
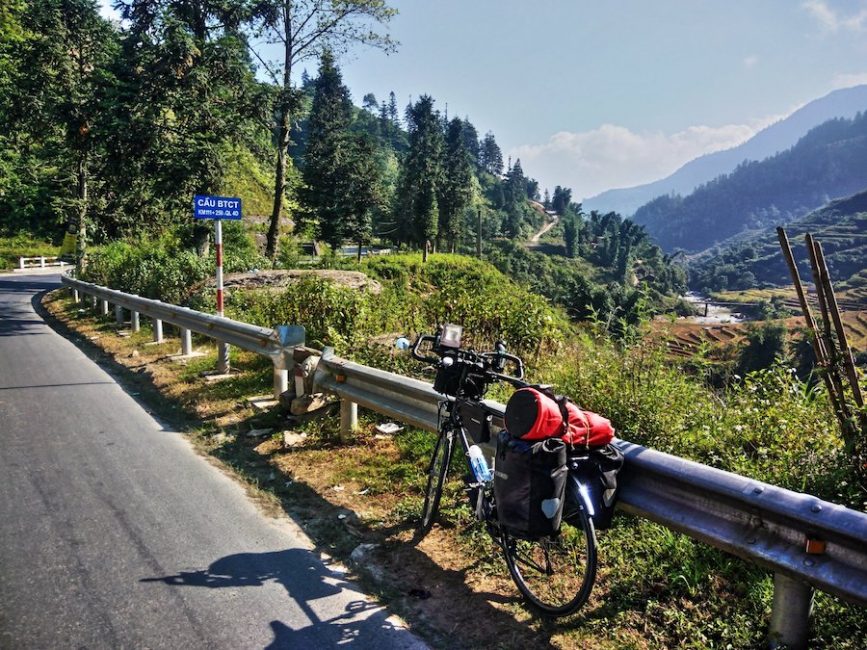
{"left": 504, "top": 388, "right": 614, "bottom": 447}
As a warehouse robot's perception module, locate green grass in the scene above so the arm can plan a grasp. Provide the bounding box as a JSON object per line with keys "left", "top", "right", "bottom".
{"left": 0, "top": 234, "right": 59, "bottom": 270}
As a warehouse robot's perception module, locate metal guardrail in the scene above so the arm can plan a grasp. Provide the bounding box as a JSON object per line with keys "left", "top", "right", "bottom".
{"left": 56, "top": 276, "right": 865, "bottom": 647}
{"left": 312, "top": 347, "right": 867, "bottom": 649}
{"left": 61, "top": 274, "right": 302, "bottom": 397}
{"left": 16, "top": 256, "right": 70, "bottom": 271}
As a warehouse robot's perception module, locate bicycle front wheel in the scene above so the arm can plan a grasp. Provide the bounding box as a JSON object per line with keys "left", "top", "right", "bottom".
{"left": 416, "top": 428, "right": 454, "bottom": 539}
{"left": 501, "top": 510, "right": 597, "bottom": 616}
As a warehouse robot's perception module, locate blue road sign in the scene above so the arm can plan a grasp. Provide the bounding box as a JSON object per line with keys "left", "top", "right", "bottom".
{"left": 194, "top": 195, "right": 243, "bottom": 220}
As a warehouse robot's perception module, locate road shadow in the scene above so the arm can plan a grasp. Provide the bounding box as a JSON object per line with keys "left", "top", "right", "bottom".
{"left": 143, "top": 548, "right": 423, "bottom": 649}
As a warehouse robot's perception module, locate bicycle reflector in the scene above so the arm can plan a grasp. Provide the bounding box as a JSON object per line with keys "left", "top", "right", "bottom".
{"left": 440, "top": 323, "right": 463, "bottom": 348}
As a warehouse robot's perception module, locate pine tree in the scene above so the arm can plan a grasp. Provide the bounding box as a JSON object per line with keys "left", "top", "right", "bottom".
{"left": 479, "top": 131, "right": 503, "bottom": 176}
{"left": 438, "top": 118, "right": 474, "bottom": 252}
{"left": 394, "top": 95, "right": 443, "bottom": 261}
{"left": 299, "top": 51, "right": 353, "bottom": 250}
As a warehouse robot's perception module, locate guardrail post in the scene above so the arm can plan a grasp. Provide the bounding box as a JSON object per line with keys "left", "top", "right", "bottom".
{"left": 131, "top": 311, "right": 140, "bottom": 332}
{"left": 100, "top": 300, "right": 109, "bottom": 316}
{"left": 40, "top": 256, "right": 45, "bottom": 268}
{"left": 217, "top": 342, "right": 230, "bottom": 374}
{"left": 153, "top": 319, "right": 164, "bottom": 343}
{"left": 273, "top": 364, "right": 289, "bottom": 399}
{"left": 180, "top": 328, "right": 192, "bottom": 356}
{"left": 19, "top": 257, "right": 25, "bottom": 270}
{"left": 768, "top": 572, "right": 813, "bottom": 650}
{"left": 90, "top": 295, "right": 98, "bottom": 310}
{"left": 114, "top": 304, "right": 124, "bottom": 326}
{"left": 340, "top": 398, "right": 358, "bottom": 441}
{"left": 73, "top": 289, "right": 80, "bottom": 303}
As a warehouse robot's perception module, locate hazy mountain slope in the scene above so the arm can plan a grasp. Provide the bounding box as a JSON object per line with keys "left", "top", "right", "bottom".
{"left": 583, "top": 85, "right": 867, "bottom": 216}
{"left": 689, "top": 190, "right": 867, "bottom": 291}
{"left": 631, "top": 112, "right": 867, "bottom": 253}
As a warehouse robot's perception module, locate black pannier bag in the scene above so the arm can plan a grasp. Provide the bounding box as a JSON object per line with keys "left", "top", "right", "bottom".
{"left": 494, "top": 431, "right": 568, "bottom": 539}
{"left": 565, "top": 444, "right": 624, "bottom": 530}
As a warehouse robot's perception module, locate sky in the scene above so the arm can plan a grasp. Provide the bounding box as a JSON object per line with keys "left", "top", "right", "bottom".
{"left": 100, "top": 1, "right": 867, "bottom": 201}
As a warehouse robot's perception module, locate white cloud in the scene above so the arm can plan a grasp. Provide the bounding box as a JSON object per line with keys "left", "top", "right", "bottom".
{"left": 802, "top": 1, "right": 867, "bottom": 32}
{"left": 831, "top": 71, "right": 867, "bottom": 89}
{"left": 743, "top": 55, "right": 759, "bottom": 69}
{"left": 510, "top": 121, "right": 769, "bottom": 201}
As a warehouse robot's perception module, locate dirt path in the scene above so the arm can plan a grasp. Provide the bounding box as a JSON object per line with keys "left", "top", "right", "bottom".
{"left": 531, "top": 216, "right": 558, "bottom": 242}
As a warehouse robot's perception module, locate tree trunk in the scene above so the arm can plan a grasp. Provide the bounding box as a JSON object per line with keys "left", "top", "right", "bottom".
{"left": 422, "top": 239, "right": 429, "bottom": 262}
{"left": 75, "top": 150, "right": 88, "bottom": 273}
{"left": 194, "top": 223, "right": 210, "bottom": 257}
{"left": 266, "top": 10, "right": 294, "bottom": 261}
{"left": 357, "top": 239, "right": 362, "bottom": 263}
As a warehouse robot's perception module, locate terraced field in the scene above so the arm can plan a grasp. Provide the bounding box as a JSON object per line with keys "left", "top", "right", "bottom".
{"left": 657, "top": 309, "right": 867, "bottom": 358}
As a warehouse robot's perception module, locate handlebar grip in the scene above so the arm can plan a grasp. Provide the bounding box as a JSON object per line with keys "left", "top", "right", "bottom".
{"left": 412, "top": 335, "right": 439, "bottom": 364}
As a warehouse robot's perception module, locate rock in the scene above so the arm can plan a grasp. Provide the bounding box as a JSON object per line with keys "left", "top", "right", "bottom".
{"left": 246, "top": 427, "right": 273, "bottom": 438}
{"left": 282, "top": 431, "right": 308, "bottom": 448}
{"left": 128, "top": 349, "right": 140, "bottom": 358}
{"left": 350, "top": 543, "right": 379, "bottom": 566}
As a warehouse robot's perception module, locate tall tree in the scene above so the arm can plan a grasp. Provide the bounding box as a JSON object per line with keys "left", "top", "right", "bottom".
{"left": 9, "top": 0, "right": 118, "bottom": 266}
{"left": 343, "top": 133, "right": 385, "bottom": 260}
{"left": 113, "top": 0, "right": 265, "bottom": 252}
{"left": 298, "top": 51, "right": 352, "bottom": 250}
{"left": 395, "top": 95, "right": 443, "bottom": 261}
{"left": 563, "top": 215, "right": 578, "bottom": 258}
{"left": 438, "top": 118, "right": 474, "bottom": 252}
{"left": 245, "top": 0, "right": 397, "bottom": 259}
{"left": 479, "top": 131, "right": 503, "bottom": 176}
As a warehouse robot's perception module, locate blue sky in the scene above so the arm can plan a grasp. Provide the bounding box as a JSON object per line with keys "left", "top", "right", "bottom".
{"left": 101, "top": 1, "right": 867, "bottom": 200}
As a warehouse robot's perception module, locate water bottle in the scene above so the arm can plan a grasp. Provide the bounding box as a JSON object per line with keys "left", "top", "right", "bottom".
{"left": 468, "top": 445, "right": 493, "bottom": 483}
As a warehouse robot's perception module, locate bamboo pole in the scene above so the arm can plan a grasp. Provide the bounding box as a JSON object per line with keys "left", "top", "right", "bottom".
{"left": 813, "top": 240, "right": 864, "bottom": 409}
{"left": 777, "top": 228, "right": 846, "bottom": 422}
{"left": 804, "top": 234, "right": 853, "bottom": 424}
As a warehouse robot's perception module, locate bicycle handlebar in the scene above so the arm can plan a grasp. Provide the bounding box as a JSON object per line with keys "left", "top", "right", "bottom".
{"left": 410, "top": 332, "right": 525, "bottom": 384}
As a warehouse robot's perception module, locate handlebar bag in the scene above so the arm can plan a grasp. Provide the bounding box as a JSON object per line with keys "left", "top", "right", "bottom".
{"left": 494, "top": 431, "right": 567, "bottom": 540}
{"left": 505, "top": 388, "right": 615, "bottom": 447}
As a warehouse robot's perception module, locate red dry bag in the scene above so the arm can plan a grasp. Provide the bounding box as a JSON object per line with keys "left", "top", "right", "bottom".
{"left": 504, "top": 388, "right": 614, "bottom": 447}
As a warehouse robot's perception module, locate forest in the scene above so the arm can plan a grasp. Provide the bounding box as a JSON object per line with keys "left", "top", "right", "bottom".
{"left": 0, "top": 0, "right": 686, "bottom": 329}
{"left": 632, "top": 112, "right": 867, "bottom": 253}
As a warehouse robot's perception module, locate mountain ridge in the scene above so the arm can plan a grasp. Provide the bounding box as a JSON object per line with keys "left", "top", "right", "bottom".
{"left": 583, "top": 85, "right": 867, "bottom": 216}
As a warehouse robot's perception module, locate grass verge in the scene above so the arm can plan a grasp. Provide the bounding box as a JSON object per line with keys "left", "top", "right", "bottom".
{"left": 42, "top": 289, "right": 867, "bottom": 649}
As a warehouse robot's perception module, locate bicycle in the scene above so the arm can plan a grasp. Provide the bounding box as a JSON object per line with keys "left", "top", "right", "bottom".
{"left": 411, "top": 324, "right": 598, "bottom": 617}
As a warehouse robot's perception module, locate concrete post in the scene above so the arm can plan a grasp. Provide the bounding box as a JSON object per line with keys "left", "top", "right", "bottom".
{"left": 73, "top": 290, "right": 80, "bottom": 303}
{"left": 340, "top": 398, "right": 358, "bottom": 441}
{"left": 114, "top": 304, "right": 124, "bottom": 325}
{"left": 273, "top": 366, "right": 289, "bottom": 400}
{"left": 768, "top": 573, "right": 813, "bottom": 650}
{"left": 216, "top": 342, "right": 230, "bottom": 374}
{"left": 19, "top": 257, "right": 25, "bottom": 270}
{"left": 180, "top": 328, "right": 193, "bottom": 356}
{"left": 153, "top": 319, "right": 164, "bottom": 343}
{"left": 39, "top": 256, "right": 45, "bottom": 268}
{"left": 131, "top": 311, "right": 140, "bottom": 333}
{"left": 91, "top": 296, "right": 98, "bottom": 310}
{"left": 100, "top": 300, "right": 109, "bottom": 316}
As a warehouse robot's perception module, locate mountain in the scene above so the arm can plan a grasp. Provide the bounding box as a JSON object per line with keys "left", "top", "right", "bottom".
{"left": 689, "top": 190, "right": 867, "bottom": 292}
{"left": 630, "top": 111, "right": 867, "bottom": 253}
{"left": 583, "top": 85, "right": 867, "bottom": 216}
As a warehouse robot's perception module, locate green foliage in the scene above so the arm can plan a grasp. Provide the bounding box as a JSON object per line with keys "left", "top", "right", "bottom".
{"left": 690, "top": 191, "right": 867, "bottom": 291}
{"left": 0, "top": 234, "right": 58, "bottom": 270}
{"left": 736, "top": 321, "right": 788, "bottom": 376}
{"left": 82, "top": 237, "right": 209, "bottom": 304}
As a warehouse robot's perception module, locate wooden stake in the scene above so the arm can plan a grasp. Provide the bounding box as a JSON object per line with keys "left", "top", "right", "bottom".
{"left": 777, "top": 228, "right": 847, "bottom": 423}
{"left": 814, "top": 240, "right": 864, "bottom": 409}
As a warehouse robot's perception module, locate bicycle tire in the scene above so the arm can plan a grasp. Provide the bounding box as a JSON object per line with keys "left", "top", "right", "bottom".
{"left": 416, "top": 428, "right": 454, "bottom": 539}
{"left": 501, "top": 506, "right": 597, "bottom": 616}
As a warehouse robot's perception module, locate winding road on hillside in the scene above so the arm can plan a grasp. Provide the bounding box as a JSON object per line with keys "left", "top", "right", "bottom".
{"left": 0, "top": 273, "right": 425, "bottom": 649}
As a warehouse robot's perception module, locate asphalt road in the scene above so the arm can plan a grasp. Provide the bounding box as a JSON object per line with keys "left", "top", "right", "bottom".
{"left": 0, "top": 273, "right": 425, "bottom": 649}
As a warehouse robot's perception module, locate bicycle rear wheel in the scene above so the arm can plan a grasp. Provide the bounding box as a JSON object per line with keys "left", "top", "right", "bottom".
{"left": 416, "top": 428, "right": 454, "bottom": 539}
{"left": 501, "top": 509, "right": 597, "bottom": 616}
